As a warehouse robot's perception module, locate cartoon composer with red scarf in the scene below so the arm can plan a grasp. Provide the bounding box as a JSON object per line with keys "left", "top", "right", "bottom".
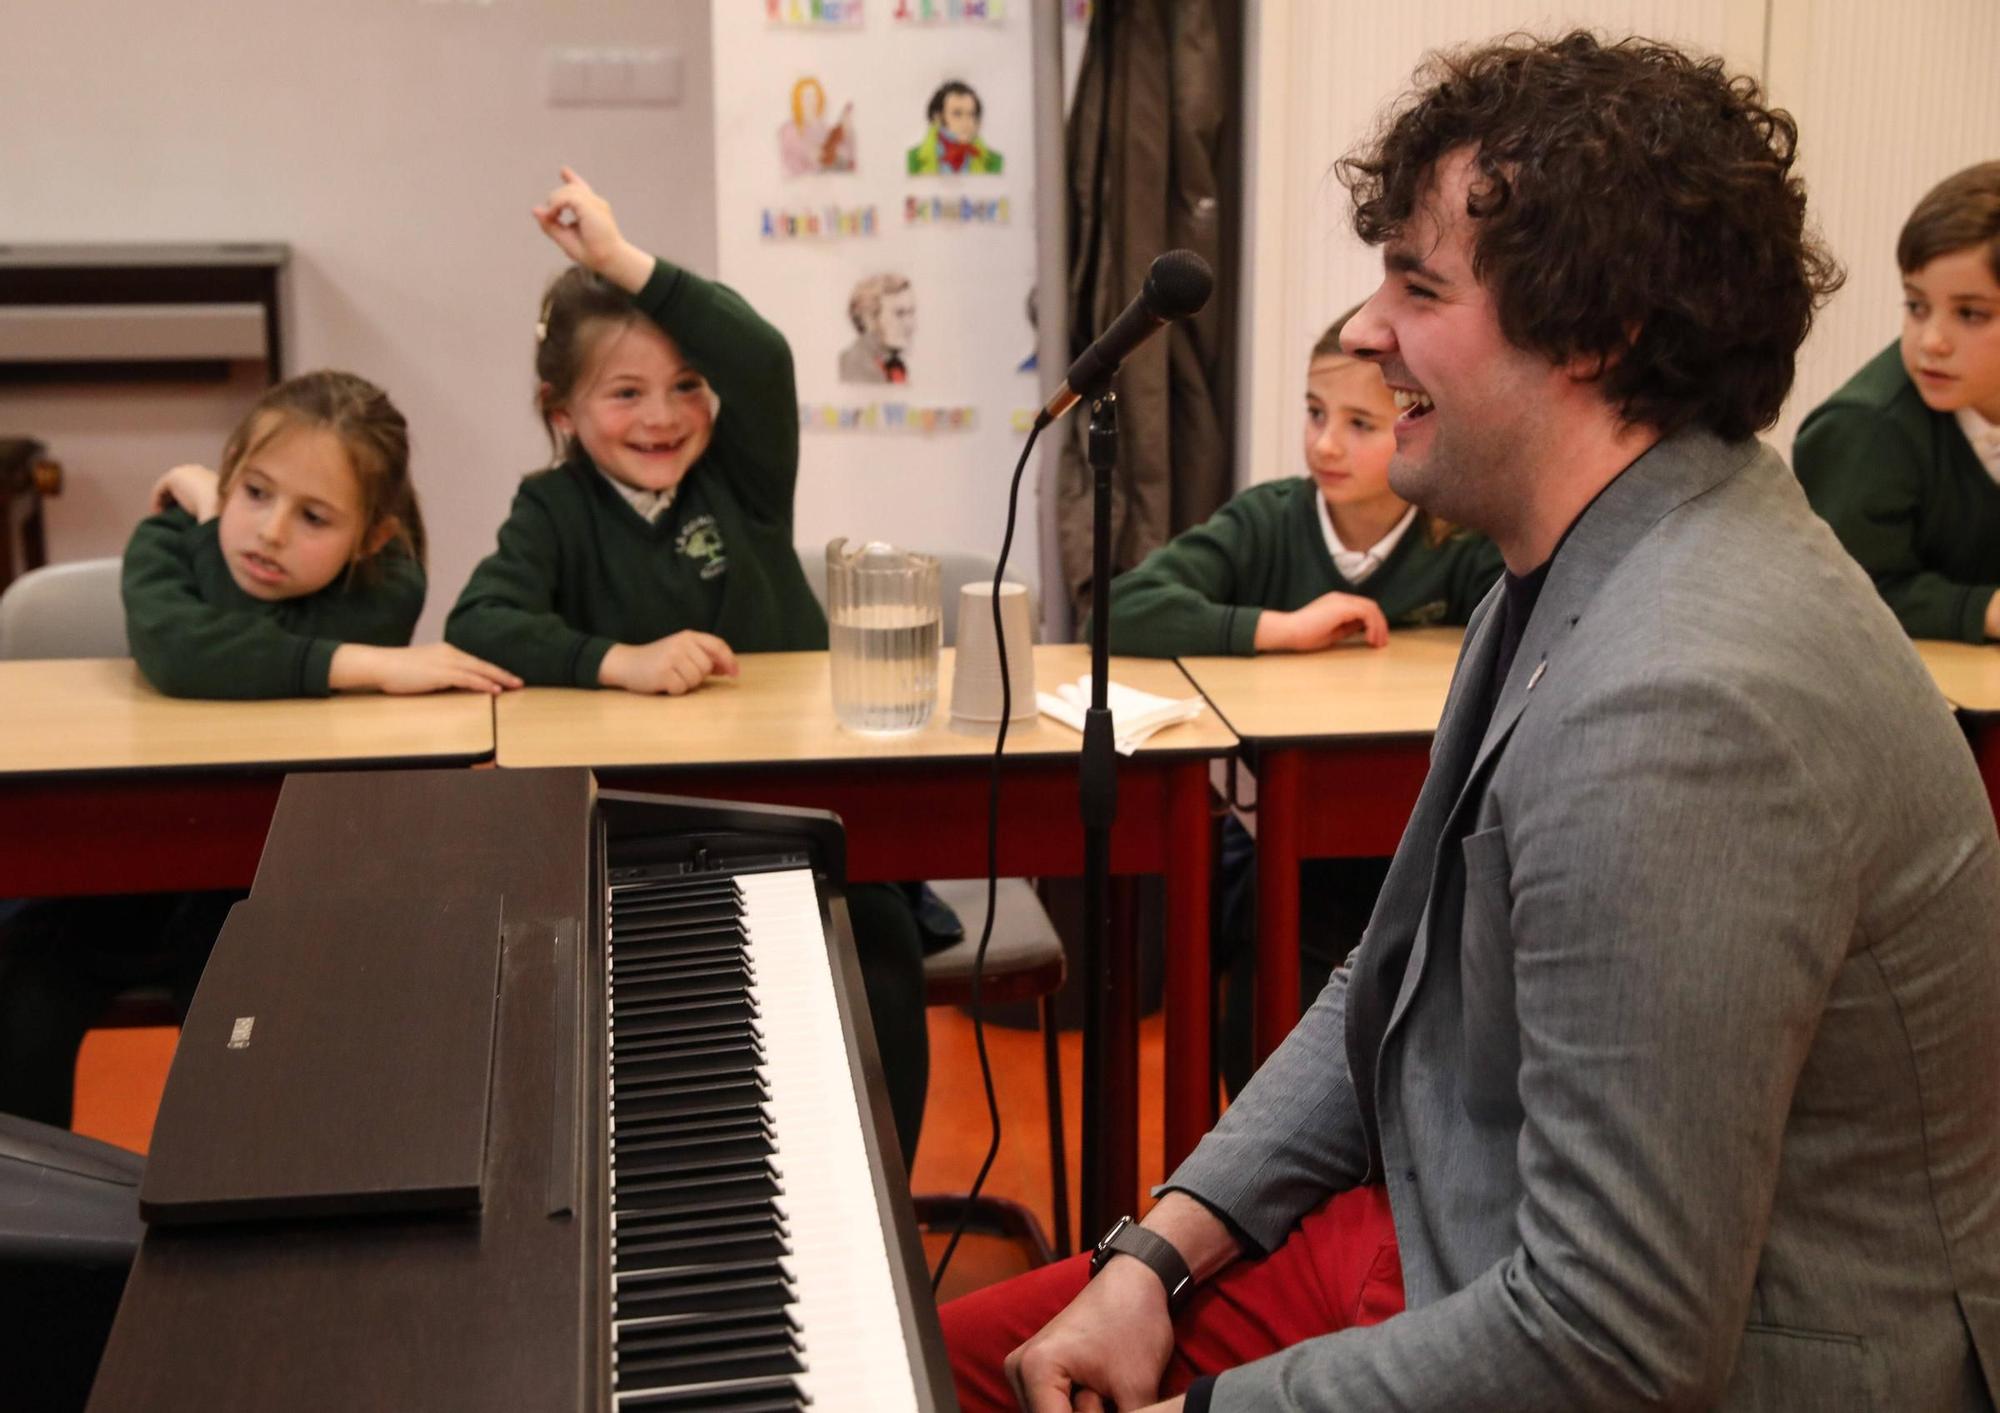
{"left": 907, "top": 80, "right": 1003, "bottom": 175}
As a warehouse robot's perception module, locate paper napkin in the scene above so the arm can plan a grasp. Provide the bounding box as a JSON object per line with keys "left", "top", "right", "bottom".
{"left": 1036, "top": 675, "right": 1206, "bottom": 755}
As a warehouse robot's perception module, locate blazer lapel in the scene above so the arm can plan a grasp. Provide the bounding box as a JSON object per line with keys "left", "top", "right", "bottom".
{"left": 1366, "top": 429, "right": 1760, "bottom": 1070}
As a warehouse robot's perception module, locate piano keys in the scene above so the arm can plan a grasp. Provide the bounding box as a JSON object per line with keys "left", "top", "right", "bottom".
{"left": 87, "top": 767, "right": 955, "bottom": 1412}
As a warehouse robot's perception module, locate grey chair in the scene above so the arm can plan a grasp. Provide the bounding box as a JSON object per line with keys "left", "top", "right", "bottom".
{"left": 799, "top": 542, "right": 1072, "bottom": 1259}
{"left": 0, "top": 559, "right": 127, "bottom": 661}
{"left": 0, "top": 558, "right": 176, "bottom": 1029}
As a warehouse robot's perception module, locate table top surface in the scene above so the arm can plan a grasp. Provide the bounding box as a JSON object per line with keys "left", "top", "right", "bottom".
{"left": 1914, "top": 639, "right": 2000, "bottom": 715}
{"left": 0, "top": 658, "right": 495, "bottom": 778}
{"left": 1178, "top": 628, "right": 1467, "bottom": 743}
{"left": 495, "top": 645, "right": 1237, "bottom": 770}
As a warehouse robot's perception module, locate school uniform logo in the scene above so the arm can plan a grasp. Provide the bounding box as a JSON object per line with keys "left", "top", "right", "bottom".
{"left": 676, "top": 515, "right": 729, "bottom": 580}
{"left": 1404, "top": 599, "right": 1449, "bottom": 627}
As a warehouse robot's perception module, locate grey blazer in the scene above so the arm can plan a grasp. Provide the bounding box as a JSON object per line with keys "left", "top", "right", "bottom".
{"left": 1170, "top": 430, "right": 2000, "bottom": 1410}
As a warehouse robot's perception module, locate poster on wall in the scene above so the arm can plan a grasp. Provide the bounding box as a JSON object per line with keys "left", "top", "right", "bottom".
{"left": 713, "top": 1, "right": 1041, "bottom": 584}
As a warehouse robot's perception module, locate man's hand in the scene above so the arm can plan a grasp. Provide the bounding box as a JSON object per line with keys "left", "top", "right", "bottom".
{"left": 532, "top": 166, "right": 657, "bottom": 294}
{"left": 1254, "top": 591, "right": 1391, "bottom": 652}
{"left": 151, "top": 463, "right": 221, "bottom": 521}
{"left": 1004, "top": 1258, "right": 1175, "bottom": 1413}
{"left": 599, "top": 632, "right": 740, "bottom": 696}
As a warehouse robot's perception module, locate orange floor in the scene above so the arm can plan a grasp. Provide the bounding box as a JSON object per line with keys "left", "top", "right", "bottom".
{"left": 72, "top": 1004, "right": 1170, "bottom": 1305}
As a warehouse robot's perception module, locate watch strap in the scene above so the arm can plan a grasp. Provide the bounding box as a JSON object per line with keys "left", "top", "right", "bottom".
{"left": 1090, "top": 1215, "right": 1193, "bottom": 1311}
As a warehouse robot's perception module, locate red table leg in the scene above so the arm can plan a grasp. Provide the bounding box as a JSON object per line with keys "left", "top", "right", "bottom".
{"left": 1253, "top": 750, "right": 1303, "bottom": 1065}
{"left": 1163, "top": 760, "right": 1214, "bottom": 1172}
{"left": 1971, "top": 714, "right": 2000, "bottom": 832}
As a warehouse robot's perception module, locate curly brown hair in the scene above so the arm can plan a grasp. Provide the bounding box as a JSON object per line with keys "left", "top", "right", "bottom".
{"left": 1337, "top": 31, "right": 1845, "bottom": 441}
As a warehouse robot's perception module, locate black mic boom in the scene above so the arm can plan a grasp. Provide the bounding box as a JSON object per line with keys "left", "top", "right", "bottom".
{"left": 1035, "top": 250, "right": 1214, "bottom": 429}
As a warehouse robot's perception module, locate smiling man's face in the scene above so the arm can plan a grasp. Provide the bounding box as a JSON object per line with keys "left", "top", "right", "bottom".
{"left": 1341, "top": 148, "right": 1578, "bottom": 539}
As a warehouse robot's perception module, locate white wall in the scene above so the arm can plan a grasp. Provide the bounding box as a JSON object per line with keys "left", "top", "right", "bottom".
{"left": 1768, "top": 0, "right": 2000, "bottom": 451}
{"left": 1238, "top": 0, "right": 2000, "bottom": 490}
{"left": 0, "top": 0, "right": 719, "bottom": 639}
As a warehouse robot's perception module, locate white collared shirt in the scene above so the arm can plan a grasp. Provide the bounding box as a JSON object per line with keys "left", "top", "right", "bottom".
{"left": 1957, "top": 407, "right": 2000, "bottom": 484}
{"left": 1316, "top": 493, "right": 1417, "bottom": 585}
{"left": 600, "top": 469, "right": 678, "bottom": 524}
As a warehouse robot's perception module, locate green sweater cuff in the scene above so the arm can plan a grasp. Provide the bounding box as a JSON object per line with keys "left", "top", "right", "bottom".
{"left": 302, "top": 638, "right": 341, "bottom": 696}
{"left": 573, "top": 635, "right": 617, "bottom": 689}
{"left": 1961, "top": 586, "right": 1998, "bottom": 645}
{"left": 1226, "top": 606, "right": 1262, "bottom": 656}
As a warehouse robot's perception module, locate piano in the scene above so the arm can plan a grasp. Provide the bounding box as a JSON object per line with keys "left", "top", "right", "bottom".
{"left": 87, "top": 767, "right": 956, "bottom": 1412}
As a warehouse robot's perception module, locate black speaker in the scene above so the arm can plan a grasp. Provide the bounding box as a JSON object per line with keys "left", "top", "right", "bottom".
{"left": 0, "top": 1115, "right": 144, "bottom": 1413}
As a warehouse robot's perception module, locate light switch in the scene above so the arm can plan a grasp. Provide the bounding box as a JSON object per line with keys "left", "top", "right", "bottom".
{"left": 545, "top": 45, "right": 683, "bottom": 109}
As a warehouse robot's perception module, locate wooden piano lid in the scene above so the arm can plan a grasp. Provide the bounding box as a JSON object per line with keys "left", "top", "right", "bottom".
{"left": 138, "top": 890, "right": 504, "bottom": 1225}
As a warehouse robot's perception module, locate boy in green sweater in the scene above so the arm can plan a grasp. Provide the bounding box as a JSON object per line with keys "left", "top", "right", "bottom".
{"left": 447, "top": 169, "right": 930, "bottom": 1160}
{"left": 1104, "top": 314, "right": 1503, "bottom": 1093}
{"left": 1795, "top": 161, "right": 2000, "bottom": 642}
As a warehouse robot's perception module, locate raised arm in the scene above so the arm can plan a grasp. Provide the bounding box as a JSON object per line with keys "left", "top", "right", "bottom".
{"left": 533, "top": 167, "right": 798, "bottom": 528}
{"left": 1102, "top": 498, "right": 1270, "bottom": 657}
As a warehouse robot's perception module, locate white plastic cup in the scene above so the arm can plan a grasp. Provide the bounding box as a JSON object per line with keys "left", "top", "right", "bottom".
{"left": 950, "top": 581, "right": 1037, "bottom": 728}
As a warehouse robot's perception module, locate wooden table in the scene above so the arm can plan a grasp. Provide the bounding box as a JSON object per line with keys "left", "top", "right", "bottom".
{"left": 496, "top": 644, "right": 1238, "bottom": 1228}
{"left": 0, "top": 658, "right": 495, "bottom": 896}
{"left": 1178, "top": 629, "right": 1464, "bottom": 1063}
{"left": 1915, "top": 640, "right": 2000, "bottom": 824}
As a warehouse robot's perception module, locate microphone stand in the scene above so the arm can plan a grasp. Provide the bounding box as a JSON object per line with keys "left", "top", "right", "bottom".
{"left": 1078, "top": 393, "right": 1136, "bottom": 1239}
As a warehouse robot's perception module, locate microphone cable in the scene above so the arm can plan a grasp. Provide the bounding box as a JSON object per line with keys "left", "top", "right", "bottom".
{"left": 929, "top": 417, "right": 1042, "bottom": 1294}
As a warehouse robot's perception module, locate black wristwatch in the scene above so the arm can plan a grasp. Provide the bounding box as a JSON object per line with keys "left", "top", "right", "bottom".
{"left": 1089, "top": 1214, "right": 1193, "bottom": 1311}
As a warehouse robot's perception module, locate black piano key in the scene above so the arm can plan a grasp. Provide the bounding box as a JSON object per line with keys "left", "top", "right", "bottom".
{"left": 615, "top": 1143, "right": 776, "bottom": 1183}
{"left": 615, "top": 1196, "right": 784, "bottom": 1233}
{"left": 615, "top": 1271, "right": 793, "bottom": 1320}
{"left": 615, "top": 1125, "right": 773, "bottom": 1162}
{"left": 611, "top": 1111, "right": 773, "bottom": 1150}
{"left": 614, "top": 1018, "right": 763, "bottom": 1057}
{"left": 616, "top": 1055, "right": 765, "bottom": 1096}
{"left": 611, "top": 1379, "right": 806, "bottom": 1411}
{"left": 617, "top": 1344, "right": 804, "bottom": 1385}
{"left": 614, "top": 972, "right": 755, "bottom": 1005}
{"left": 618, "top": 1314, "right": 799, "bottom": 1365}
{"left": 614, "top": 1170, "right": 781, "bottom": 1212}
{"left": 614, "top": 1157, "right": 779, "bottom": 1201}
{"left": 612, "top": 952, "right": 752, "bottom": 982}
{"left": 615, "top": 1225, "right": 790, "bottom": 1267}
{"left": 615, "top": 995, "right": 759, "bottom": 1025}
{"left": 612, "top": 1088, "right": 768, "bottom": 1126}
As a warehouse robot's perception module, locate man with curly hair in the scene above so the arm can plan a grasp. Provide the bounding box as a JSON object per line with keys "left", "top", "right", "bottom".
{"left": 941, "top": 31, "right": 2000, "bottom": 1413}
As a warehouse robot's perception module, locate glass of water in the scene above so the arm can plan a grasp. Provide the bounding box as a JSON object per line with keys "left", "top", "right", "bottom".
{"left": 825, "top": 538, "right": 941, "bottom": 735}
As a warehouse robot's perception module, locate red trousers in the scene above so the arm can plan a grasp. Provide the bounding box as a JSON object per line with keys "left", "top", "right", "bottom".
{"left": 941, "top": 1185, "right": 1406, "bottom": 1411}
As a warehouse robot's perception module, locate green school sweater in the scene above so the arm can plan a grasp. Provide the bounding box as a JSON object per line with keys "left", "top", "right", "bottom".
{"left": 446, "top": 259, "right": 826, "bottom": 686}
{"left": 1794, "top": 341, "right": 2000, "bottom": 643}
{"left": 1101, "top": 477, "right": 1505, "bottom": 657}
{"left": 121, "top": 506, "right": 425, "bottom": 698}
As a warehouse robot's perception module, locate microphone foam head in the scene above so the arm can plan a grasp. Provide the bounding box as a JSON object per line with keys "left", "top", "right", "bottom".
{"left": 1147, "top": 250, "right": 1215, "bottom": 319}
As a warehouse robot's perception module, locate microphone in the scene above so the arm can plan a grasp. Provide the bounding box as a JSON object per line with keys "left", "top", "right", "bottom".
{"left": 1035, "top": 250, "right": 1214, "bottom": 429}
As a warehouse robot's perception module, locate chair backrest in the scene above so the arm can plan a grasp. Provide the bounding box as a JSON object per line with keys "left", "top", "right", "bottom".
{"left": 796, "top": 543, "right": 1034, "bottom": 649}
{"left": 0, "top": 558, "right": 128, "bottom": 660}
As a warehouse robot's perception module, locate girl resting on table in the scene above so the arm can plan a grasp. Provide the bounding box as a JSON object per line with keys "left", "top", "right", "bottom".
{"left": 444, "top": 170, "right": 930, "bottom": 1161}
{"left": 1101, "top": 311, "right": 1503, "bottom": 1094}
{"left": 128, "top": 369, "right": 517, "bottom": 698}
{"left": 0, "top": 372, "right": 516, "bottom": 1130}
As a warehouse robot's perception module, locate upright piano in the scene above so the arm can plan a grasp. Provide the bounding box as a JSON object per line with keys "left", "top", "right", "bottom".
{"left": 87, "top": 767, "right": 956, "bottom": 1411}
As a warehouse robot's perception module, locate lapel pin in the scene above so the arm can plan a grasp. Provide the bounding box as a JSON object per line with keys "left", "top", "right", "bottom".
{"left": 1527, "top": 658, "right": 1547, "bottom": 691}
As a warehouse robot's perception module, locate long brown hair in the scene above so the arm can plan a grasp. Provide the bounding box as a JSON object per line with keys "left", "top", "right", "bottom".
{"left": 217, "top": 370, "right": 425, "bottom": 572}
